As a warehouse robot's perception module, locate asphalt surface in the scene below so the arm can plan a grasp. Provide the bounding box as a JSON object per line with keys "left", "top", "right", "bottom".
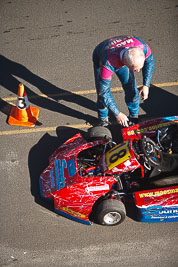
{"left": 0, "top": 0, "right": 178, "bottom": 266}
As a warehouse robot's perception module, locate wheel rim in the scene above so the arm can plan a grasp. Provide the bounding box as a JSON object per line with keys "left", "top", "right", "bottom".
{"left": 103, "top": 212, "right": 121, "bottom": 225}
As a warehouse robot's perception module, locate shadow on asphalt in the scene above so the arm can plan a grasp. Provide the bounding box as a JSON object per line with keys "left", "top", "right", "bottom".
{"left": 0, "top": 55, "right": 98, "bottom": 125}
{"left": 140, "top": 84, "right": 178, "bottom": 119}
{"left": 0, "top": 97, "right": 14, "bottom": 123}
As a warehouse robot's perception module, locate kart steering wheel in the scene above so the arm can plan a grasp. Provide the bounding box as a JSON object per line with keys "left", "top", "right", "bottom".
{"left": 141, "top": 137, "right": 162, "bottom": 167}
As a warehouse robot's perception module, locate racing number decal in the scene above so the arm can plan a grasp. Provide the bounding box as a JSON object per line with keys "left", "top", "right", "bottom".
{"left": 109, "top": 148, "right": 127, "bottom": 163}
{"left": 18, "top": 97, "right": 26, "bottom": 109}
{"left": 106, "top": 141, "right": 131, "bottom": 170}
{"left": 17, "top": 95, "right": 29, "bottom": 110}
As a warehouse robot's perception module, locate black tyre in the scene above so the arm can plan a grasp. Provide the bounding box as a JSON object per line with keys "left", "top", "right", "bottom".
{"left": 87, "top": 126, "right": 112, "bottom": 141}
{"left": 96, "top": 199, "right": 126, "bottom": 226}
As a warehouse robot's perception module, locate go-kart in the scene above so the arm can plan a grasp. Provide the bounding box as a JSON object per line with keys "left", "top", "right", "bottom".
{"left": 40, "top": 116, "right": 178, "bottom": 226}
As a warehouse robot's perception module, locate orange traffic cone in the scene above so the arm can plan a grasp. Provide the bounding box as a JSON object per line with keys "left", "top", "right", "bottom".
{"left": 8, "top": 83, "right": 40, "bottom": 127}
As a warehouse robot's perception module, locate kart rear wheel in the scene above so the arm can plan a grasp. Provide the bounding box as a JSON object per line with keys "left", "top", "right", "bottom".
{"left": 96, "top": 199, "right": 126, "bottom": 226}
{"left": 87, "top": 126, "right": 112, "bottom": 141}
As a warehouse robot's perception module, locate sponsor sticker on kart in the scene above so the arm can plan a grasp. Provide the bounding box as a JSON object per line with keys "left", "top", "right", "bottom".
{"left": 134, "top": 186, "right": 178, "bottom": 222}
{"left": 106, "top": 141, "right": 131, "bottom": 170}
{"left": 61, "top": 207, "right": 86, "bottom": 218}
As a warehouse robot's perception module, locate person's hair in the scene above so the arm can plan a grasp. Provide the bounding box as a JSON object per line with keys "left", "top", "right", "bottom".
{"left": 123, "top": 47, "right": 145, "bottom": 68}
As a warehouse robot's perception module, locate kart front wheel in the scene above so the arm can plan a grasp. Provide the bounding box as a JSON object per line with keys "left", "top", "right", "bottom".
{"left": 96, "top": 199, "right": 126, "bottom": 226}
{"left": 87, "top": 126, "right": 112, "bottom": 141}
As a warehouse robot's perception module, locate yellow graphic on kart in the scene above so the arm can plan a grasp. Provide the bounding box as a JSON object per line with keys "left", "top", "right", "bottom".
{"left": 106, "top": 141, "right": 131, "bottom": 170}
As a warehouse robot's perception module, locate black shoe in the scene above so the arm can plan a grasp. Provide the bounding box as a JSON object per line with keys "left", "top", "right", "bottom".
{"left": 128, "top": 116, "right": 139, "bottom": 125}
{"left": 98, "top": 117, "right": 111, "bottom": 127}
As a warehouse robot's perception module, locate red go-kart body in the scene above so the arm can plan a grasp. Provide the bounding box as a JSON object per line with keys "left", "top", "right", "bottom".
{"left": 40, "top": 116, "right": 178, "bottom": 225}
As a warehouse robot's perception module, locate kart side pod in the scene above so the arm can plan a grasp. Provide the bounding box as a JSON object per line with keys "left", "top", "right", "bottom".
{"left": 134, "top": 186, "right": 178, "bottom": 223}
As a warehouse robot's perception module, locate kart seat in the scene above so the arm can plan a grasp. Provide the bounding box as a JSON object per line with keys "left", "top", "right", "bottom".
{"left": 159, "top": 152, "right": 178, "bottom": 172}
{"left": 149, "top": 152, "right": 178, "bottom": 178}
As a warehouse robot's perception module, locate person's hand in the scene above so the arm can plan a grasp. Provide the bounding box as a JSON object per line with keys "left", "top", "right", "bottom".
{"left": 139, "top": 85, "right": 149, "bottom": 100}
{"left": 116, "top": 112, "right": 129, "bottom": 127}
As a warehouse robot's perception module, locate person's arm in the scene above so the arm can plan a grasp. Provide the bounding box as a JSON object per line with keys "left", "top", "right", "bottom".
{"left": 140, "top": 53, "right": 155, "bottom": 100}
{"left": 142, "top": 53, "right": 155, "bottom": 87}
